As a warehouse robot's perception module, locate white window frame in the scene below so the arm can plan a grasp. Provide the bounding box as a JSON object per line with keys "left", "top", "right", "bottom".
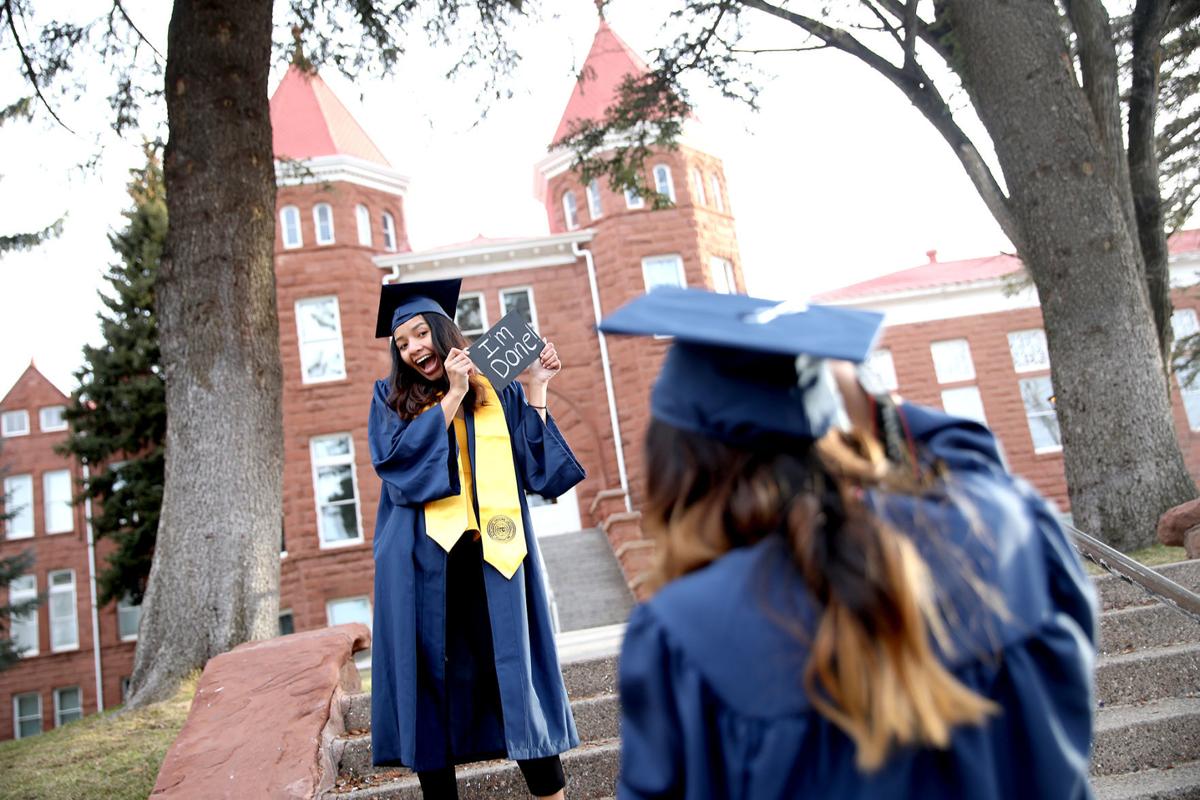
{"left": 4, "top": 474, "right": 34, "bottom": 539}
{"left": 499, "top": 286, "right": 539, "bottom": 331}
{"left": 313, "top": 203, "right": 335, "bottom": 245}
{"left": 940, "top": 386, "right": 988, "bottom": 425}
{"left": 13, "top": 692, "right": 41, "bottom": 739}
{"left": 355, "top": 204, "right": 372, "bottom": 247}
{"left": 295, "top": 296, "right": 348, "bottom": 385}
{"left": 38, "top": 405, "right": 67, "bottom": 433}
{"left": 709, "top": 256, "right": 736, "bottom": 295}
{"left": 1, "top": 409, "right": 30, "bottom": 437}
{"left": 381, "top": 212, "right": 398, "bottom": 252}
{"left": 9, "top": 574, "right": 37, "bottom": 657}
{"left": 624, "top": 188, "right": 645, "bottom": 210}
{"left": 864, "top": 349, "right": 899, "bottom": 393}
{"left": 43, "top": 469, "right": 73, "bottom": 534}
{"left": 642, "top": 254, "right": 687, "bottom": 293}
{"left": 53, "top": 686, "right": 82, "bottom": 727}
{"left": 652, "top": 164, "right": 676, "bottom": 203}
{"left": 586, "top": 179, "right": 603, "bottom": 220}
{"left": 310, "top": 434, "right": 364, "bottom": 549}
{"left": 1018, "top": 375, "right": 1063, "bottom": 453}
{"left": 691, "top": 167, "right": 707, "bottom": 206}
{"left": 455, "top": 292, "right": 488, "bottom": 339}
{"left": 710, "top": 174, "right": 725, "bottom": 212}
{"left": 280, "top": 205, "right": 303, "bottom": 249}
{"left": 562, "top": 190, "right": 580, "bottom": 231}
{"left": 1008, "top": 329, "right": 1050, "bottom": 373}
{"left": 48, "top": 569, "right": 79, "bottom": 652}
{"left": 117, "top": 592, "right": 141, "bottom": 642}
{"left": 930, "top": 339, "right": 976, "bottom": 384}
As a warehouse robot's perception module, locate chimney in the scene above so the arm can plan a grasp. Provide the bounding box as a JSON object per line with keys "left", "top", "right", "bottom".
{"left": 926, "top": 249, "right": 938, "bottom": 264}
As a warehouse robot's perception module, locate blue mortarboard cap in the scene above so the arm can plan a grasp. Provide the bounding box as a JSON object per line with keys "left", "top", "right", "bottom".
{"left": 375, "top": 278, "right": 462, "bottom": 338}
{"left": 597, "top": 288, "right": 884, "bottom": 444}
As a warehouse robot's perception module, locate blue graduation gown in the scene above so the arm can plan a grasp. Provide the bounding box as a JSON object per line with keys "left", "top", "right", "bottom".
{"left": 368, "top": 378, "right": 586, "bottom": 771}
{"left": 618, "top": 404, "right": 1098, "bottom": 799}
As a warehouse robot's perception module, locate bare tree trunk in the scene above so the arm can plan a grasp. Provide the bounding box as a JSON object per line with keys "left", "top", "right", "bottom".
{"left": 127, "top": 0, "right": 282, "bottom": 707}
{"left": 1129, "top": 0, "right": 1175, "bottom": 370}
{"left": 943, "top": 0, "right": 1195, "bottom": 550}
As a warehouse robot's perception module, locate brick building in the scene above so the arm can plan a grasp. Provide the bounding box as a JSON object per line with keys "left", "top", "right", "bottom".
{"left": 0, "top": 18, "right": 742, "bottom": 739}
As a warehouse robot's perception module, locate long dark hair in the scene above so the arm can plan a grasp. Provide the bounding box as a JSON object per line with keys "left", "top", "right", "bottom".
{"left": 386, "top": 313, "right": 485, "bottom": 420}
{"left": 642, "top": 420, "right": 997, "bottom": 771}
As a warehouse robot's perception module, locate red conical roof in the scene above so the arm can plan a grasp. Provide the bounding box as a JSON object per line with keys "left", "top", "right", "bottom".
{"left": 551, "top": 20, "right": 649, "bottom": 146}
{"left": 269, "top": 66, "right": 390, "bottom": 166}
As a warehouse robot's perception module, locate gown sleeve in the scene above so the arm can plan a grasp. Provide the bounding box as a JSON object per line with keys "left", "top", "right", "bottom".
{"left": 368, "top": 380, "right": 460, "bottom": 506}
{"left": 898, "top": 402, "right": 1009, "bottom": 479}
{"left": 617, "top": 604, "right": 685, "bottom": 799}
{"left": 500, "top": 380, "right": 586, "bottom": 498}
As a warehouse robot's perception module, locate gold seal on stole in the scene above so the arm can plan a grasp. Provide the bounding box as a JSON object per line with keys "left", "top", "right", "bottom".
{"left": 486, "top": 515, "right": 518, "bottom": 542}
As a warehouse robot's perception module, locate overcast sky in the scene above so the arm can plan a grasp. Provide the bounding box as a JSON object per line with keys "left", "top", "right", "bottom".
{"left": 0, "top": 1, "right": 1015, "bottom": 397}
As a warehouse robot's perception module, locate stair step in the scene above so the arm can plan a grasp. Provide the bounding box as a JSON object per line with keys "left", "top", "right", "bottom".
{"left": 1092, "top": 759, "right": 1200, "bottom": 800}
{"left": 1100, "top": 604, "right": 1200, "bottom": 655}
{"left": 1093, "top": 697, "right": 1200, "bottom": 777}
{"left": 1095, "top": 562, "right": 1200, "bottom": 612}
{"left": 1096, "top": 642, "right": 1200, "bottom": 707}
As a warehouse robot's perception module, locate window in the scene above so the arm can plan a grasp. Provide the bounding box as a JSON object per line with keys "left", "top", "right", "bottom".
{"left": 49, "top": 570, "right": 78, "bottom": 652}
{"left": 624, "top": 188, "right": 645, "bottom": 210}
{"left": 691, "top": 168, "right": 707, "bottom": 206}
{"left": 562, "top": 190, "right": 579, "bottom": 231}
{"left": 13, "top": 693, "right": 41, "bottom": 739}
{"left": 652, "top": 165, "right": 676, "bottom": 203}
{"left": 9, "top": 574, "right": 37, "bottom": 657}
{"left": 327, "top": 596, "right": 372, "bottom": 671}
{"left": 1, "top": 409, "right": 29, "bottom": 437}
{"left": 4, "top": 474, "right": 33, "bottom": 539}
{"left": 709, "top": 257, "right": 737, "bottom": 294}
{"left": 1172, "top": 309, "right": 1200, "bottom": 431}
{"left": 295, "top": 297, "right": 347, "bottom": 384}
{"left": 313, "top": 203, "right": 335, "bottom": 245}
{"left": 642, "top": 255, "right": 687, "bottom": 293}
{"left": 941, "top": 386, "right": 988, "bottom": 425}
{"left": 930, "top": 339, "right": 976, "bottom": 383}
{"left": 1008, "top": 329, "right": 1050, "bottom": 373}
{"left": 42, "top": 470, "right": 73, "bottom": 534}
{"left": 864, "top": 349, "right": 899, "bottom": 393}
{"left": 500, "top": 287, "right": 538, "bottom": 331}
{"left": 381, "top": 212, "right": 398, "bottom": 252}
{"left": 310, "top": 434, "right": 362, "bottom": 547}
{"left": 53, "top": 687, "right": 82, "bottom": 727}
{"left": 117, "top": 593, "right": 141, "bottom": 641}
{"left": 355, "top": 204, "right": 372, "bottom": 246}
{"left": 586, "top": 179, "right": 603, "bottom": 220}
{"left": 1019, "top": 375, "right": 1062, "bottom": 452}
{"left": 710, "top": 174, "right": 726, "bottom": 213}
{"left": 39, "top": 406, "right": 66, "bottom": 432}
{"left": 455, "top": 292, "right": 487, "bottom": 342}
{"left": 280, "top": 206, "right": 302, "bottom": 249}
{"left": 279, "top": 609, "right": 295, "bottom": 637}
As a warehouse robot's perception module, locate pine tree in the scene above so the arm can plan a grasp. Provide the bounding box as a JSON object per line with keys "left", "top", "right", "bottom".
{"left": 58, "top": 147, "right": 166, "bottom": 607}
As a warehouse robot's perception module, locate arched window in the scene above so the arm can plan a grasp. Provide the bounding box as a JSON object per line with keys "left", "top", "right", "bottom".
{"left": 381, "top": 212, "right": 397, "bottom": 252}
{"left": 691, "top": 168, "right": 707, "bottom": 206}
{"left": 625, "top": 188, "right": 645, "bottom": 210}
{"left": 355, "top": 204, "right": 372, "bottom": 246}
{"left": 562, "top": 190, "right": 579, "bottom": 230}
{"left": 652, "top": 165, "right": 676, "bottom": 203}
{"left": 586, "top": 179, "right": 603, "bottom": 220}
{"left": 710, "top": 174, "right": 725, "bottom": 212}
{"left": 313, "top": 203, "right": 335, "bottom": 245}
{"left": 280, "top": 206, "right": 302, "bottom": 249}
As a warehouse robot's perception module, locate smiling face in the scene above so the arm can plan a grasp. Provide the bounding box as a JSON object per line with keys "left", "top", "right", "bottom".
{"left": 393, "top": 314, "right": 445, "bottom": 381}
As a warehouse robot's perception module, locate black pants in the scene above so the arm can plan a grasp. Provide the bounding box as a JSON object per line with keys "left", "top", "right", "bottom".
{"left": 416, "top": 754, "right": 565, "bottom": 799}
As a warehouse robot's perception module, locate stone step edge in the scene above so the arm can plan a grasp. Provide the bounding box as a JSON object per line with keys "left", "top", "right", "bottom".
{"left": 1090, "top": 759, "right": 1200, "bottom": 800}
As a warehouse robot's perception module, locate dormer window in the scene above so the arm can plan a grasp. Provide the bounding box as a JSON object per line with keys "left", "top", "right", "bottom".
{"left": 653, "top": 165, "right": 676, "bottom": 203}
{"left": 313, "top": 203, "right": 335, "bottom": 245}
{"left": 381, "top": 212, "right": 397, "bottom": 252}
{"left": 355, "top": 204, "right": 372, "bottom": 246}
{"left": 280, "top": 206, "right": 302, "bottom": 249}
{"left": 562, "top": 190, "right": 580, "bottom": 231}
{"left": 691, "top": 168, "right": 707, "bottom": 206}
{"left": 586, "top": 180, "right": 603, "bottom": 220}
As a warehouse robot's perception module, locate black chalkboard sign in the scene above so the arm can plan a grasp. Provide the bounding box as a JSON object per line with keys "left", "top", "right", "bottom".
{"left": 468, "top": 310, "right": 546, "bottom": 392}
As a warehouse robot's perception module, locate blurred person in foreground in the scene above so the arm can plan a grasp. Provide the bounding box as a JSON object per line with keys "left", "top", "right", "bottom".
{"left": 599, "top": 288, "right": 1097, "bottom": 799}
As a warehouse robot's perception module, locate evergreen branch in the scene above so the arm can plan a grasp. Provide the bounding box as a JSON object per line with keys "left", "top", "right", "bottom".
{"left": 1, "top": 0, "right": 75, "bottom": 133}
{"left": 0, "top": 217, "right": 64, "bottom": 255}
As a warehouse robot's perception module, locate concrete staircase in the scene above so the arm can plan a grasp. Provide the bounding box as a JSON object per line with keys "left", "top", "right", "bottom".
{"left": 325, "top": 561, "right": 1200, "bottom": 799}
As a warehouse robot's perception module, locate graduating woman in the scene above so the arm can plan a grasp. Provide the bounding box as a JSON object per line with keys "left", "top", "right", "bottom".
{"left": 599, "top": 288, "right": 1097, "bottom": 799}
{"left": 368, "top": 279, "right": 585, "bottom": 800}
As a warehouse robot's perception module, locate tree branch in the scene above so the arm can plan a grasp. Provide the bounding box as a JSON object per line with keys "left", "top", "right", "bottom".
{"left": 902, "top": 0, "right": 919, "bottom": 72}
{"left": 111, "top": 0, "right": 163, "bottom": 61}
{"left": 874, "top": 0, "right": 956, "bottom": 66}
{"left": 859, "top": 0, "right": 904, "bottom": 49}
{"left": 729, "top": 44, "right": 832, "bottom": 54}
{"left": 1, "top": 0, "right": 74, "bottom": 133}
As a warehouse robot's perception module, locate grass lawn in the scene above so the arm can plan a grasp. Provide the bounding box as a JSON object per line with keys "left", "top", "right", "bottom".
{"left": 0, "top": 674, "right": 197, "bottom": 800}
{"left": 1084, "top": 543, "right": 1189, "bottom": 576}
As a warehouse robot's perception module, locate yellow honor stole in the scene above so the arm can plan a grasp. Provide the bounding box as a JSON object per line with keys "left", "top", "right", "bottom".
{"left": 423, "top": 376, "right": 528, "bottom": 579}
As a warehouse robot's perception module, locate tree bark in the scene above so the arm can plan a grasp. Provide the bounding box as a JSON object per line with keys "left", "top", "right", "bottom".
{"left": 943, "top": 0, "right": 1195, "bottom": 550}
{"left": 127, "top": 0, "right": 282, "bottom": 706}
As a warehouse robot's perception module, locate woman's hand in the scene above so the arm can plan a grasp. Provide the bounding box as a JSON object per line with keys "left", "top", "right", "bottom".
{"left": 445, "top": 347, "right": 475, "bottom": 396}
{"left": 528, "top": 341, "right": 561, "bottom": 385}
